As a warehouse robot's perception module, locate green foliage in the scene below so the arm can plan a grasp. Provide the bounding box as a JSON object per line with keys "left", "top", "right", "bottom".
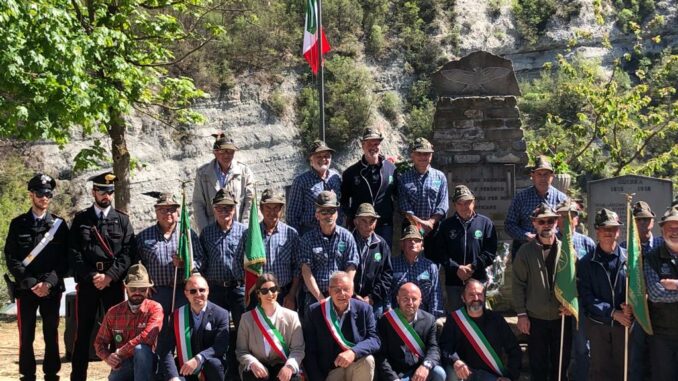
{"left": 488, "top": 0, "right": 505, "bottom": 19}
{"left": 394, "top": 0, "right": 444, "bottom": 75}
{"left": 267, "top": 90, "right": 289, "bottom": 119}
{"left": 297, "top": 56, "right": 373, "bottom": 148}
{"left": 404, "top": 99, "right": 435, "bottom": 140}
{"left": 380, "top": 92, "right": 401, "bottom": 123}
{"left": 513, "top": 0, "right": 556, "bottom": 45}
{"left": 613, "top": 0, "right": 656, "bottom": 32}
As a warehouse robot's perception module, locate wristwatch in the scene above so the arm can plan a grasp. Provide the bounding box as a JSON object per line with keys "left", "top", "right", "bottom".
{"left": 423, "top": 360, "right": 433, "bottom": 370}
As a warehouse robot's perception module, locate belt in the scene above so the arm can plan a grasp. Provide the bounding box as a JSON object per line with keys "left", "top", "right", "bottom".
{"left": 210, "top": 280, "right": 243, "bottom": 288}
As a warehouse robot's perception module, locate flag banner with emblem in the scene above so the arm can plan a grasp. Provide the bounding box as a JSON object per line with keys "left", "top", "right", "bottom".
{"left": 244, "top": 196, "right": 266, "bottom": 306}
{"left": 554, "top": 213, "right": 579, "bottom": 328}
{"left": 178, "top": 191, "right": 194, "bottom": 280}
{"left": 302, "top": 0, "right": 331, "bottom": 74}
{"left": 626, "top": 201, "right": 653, "bottom": 335}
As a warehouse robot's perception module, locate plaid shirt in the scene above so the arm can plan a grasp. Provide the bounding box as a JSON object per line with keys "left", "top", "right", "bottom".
{"left": 136, "top": 224, "right": 203, "bottom": 287}
{"left": 391, "top": 254, "right": 444, "bottom": 317}
{"left": 237, "top": 221, "right": 300, "bottom": 287}
{"left": 198, "top": 221, "right": 246, "bottom": 283}
{"left": 397, "top": 167, "right": 449, "bottom": 219}
{"left": 505, "top": 185, "right": 567, "bottom": 241}
{"left": 94, "top": 299, "right": 164, "bottom": 360}
{"left": 621, "top": 235, "right": 664, "bottom": 255}
{"left": 558, "top": 231, "right": 596, "bottom": 260}
{"left": 645, "top": 246, "right": 678, "bottom": 303}
{"left": 286, "top": 169, "right": 342, "bottom": 232}
{"left": 299, "top": 225, "right": 359, "bottom": 292}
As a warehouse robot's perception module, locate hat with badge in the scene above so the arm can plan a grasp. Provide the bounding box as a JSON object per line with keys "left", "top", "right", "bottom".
{"left": 659, "top": 205, "right": 678, "bottom": 226}
{"left": 124, "top": 263, "right": 154, "bottom": 288}
{"left": 89, "top": 172, "right": 117, "bottom": 191}
{"left": 531, "top": 155, "right": 555, "bottom": 173}
{"left": 452, "top": 185, "right": 475, "bottom": 202}
{"left": 530, "top": 203, "right": 559, "bottom": 219}
{"left": 632, "top": 201, "right": 655, "bottom": 219}
{"left": 314, "top": 190, "right": 340, "bottom": 208}
{"left": 143, "top": 191, "right": 180, "bottom": 207}
{"left": 307, "top": 140, "right": 335, "bottom": 157}
{"left": 27, "top": 173, "right": 56, "bottom": 193}
{"left": 212, "top": 132, "right": 239, "bottom": 151}
{"left": 355, "top": 203, "right": 380, "bottom": 218}
{"left": 260, "top": 189, "right": 285, "bottom": 205}
{"left": 400, "top": 225, "right": 424, "bottom": 241}
{"left": 212, "top": 189, "right": 238, "bottom": 206}
{"left": 360, "top": 127, "right": 384, "bottom": 141}
{"left": 594, "top": 208, "right": 622, "bottom": 228}
{"left": 409, "top": 137, "right": 434, "bottom": 153}
{"left": 556, "top": 199, "right": 579, "bottom": 215}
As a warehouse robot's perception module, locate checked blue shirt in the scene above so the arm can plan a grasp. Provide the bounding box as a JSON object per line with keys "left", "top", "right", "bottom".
{"left": 286, "top": 169, "right": 342, "bottom": 233}
{"left": 505, "top": 185, "right": 567, "bottom": 241}
{"left": 397, "top": 167, "right": 449, "bottom": 219}
{"left": 237, "top": 221, "right": 300, "bottom": 287}
{"left": 198, "top": 221, "right": 246, "bottom": 283}
{"left": 557, "top": 231, "right": 596, "bottom": 260}
{"left": 136, "top": 224, "right": 203, "bottom": 287}
{"left": 391, "top": 254, "right": 444, "bottom": 317}
{"left": 299, "top": 225, "right": 359, "bottom": 293}
{"left": 645, "top": 247, "right": 678, "bottom": 303}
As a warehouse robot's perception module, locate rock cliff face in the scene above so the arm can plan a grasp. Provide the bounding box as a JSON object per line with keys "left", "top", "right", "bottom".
{"left": 18, "top": 0, "right": 677, "bottom": 229}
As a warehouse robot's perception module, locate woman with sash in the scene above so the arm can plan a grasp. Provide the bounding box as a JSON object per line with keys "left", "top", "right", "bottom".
{"left": 236, "top": 273, "right": 305, "bottom": 381}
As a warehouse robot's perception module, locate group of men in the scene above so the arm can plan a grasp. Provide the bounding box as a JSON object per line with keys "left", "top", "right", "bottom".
{"left": 4, "top": 127, "right": 678, "bottom": 381}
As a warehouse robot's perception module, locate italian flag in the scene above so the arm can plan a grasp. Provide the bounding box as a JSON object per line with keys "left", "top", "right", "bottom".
{"left": 244, "top": 196, "right": 266, "bottom": 306}
{"left": 303, "top": 0, "right": 331, "bottom": 74}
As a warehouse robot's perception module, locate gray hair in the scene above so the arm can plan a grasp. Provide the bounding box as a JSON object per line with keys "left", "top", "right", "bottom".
{"left": 329, "top": 271, "right": 352, "bottom": 287}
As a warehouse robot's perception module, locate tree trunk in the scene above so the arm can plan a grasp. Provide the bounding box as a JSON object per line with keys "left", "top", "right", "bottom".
{"left": 109, "top": 108, "right": 131, "bottom": 213}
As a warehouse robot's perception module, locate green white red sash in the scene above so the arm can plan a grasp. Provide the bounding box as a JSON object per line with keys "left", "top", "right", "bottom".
{"left": 320, "top": 298, "right": 355, "bottom": 351}
{"left": 173, "top": 305, "right": 194, "bottom": 367}
{"left": 251, "top": 306, "right": 289, "bottom": 361}
{"left": 451, "top": 308, "right": 507, "bottom": 377}
{"left": 384, "top": 308, "right": 425, "bottom": 358}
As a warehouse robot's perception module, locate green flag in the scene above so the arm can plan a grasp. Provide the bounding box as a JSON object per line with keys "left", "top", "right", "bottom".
{"left": 627, "top": 202, "right": 653, "bottom": 335}
{"left": 177, "top": 191, "right": 194, "bottom": 280}
{"left": 555, "top": 214, "right": 580, "bottom": 327}
{"left": 244, "top": 197, "right": 266, "bottom": 305}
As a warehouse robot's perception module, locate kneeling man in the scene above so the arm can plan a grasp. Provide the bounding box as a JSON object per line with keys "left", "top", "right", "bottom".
{"left": 94, "top": 264, "right": 164, "bottom": 381}
{"left": 303, "top": 271, "right": 381, "bottom": 380}
{"left": 377, "top": 282, "right": 446, "bottom": 381}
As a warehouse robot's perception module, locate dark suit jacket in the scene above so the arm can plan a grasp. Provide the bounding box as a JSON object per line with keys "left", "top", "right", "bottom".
{"left": 303, "top": 298, "right": 381, "bottom": 380}
{"left": 376, "top": 309, "right": 440, "bottom": 380}
{"left": 158, "top": 302, "right": 230, "bottom": 379}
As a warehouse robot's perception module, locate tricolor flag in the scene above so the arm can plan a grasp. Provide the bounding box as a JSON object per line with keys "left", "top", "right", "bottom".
{"left": 244, "top": 197, "right": 266, "bottom": 305}
{"left": 177, "top": 191, "right": 194, "bottom": 280}
{"left": 303, "top": 0, "right": 331, "bottom": 74}
{"left": 554, "top": 213, "right": 579, "bottom": 327}
{"left": 626, "top": 201, "right": 653, "bottom": 334}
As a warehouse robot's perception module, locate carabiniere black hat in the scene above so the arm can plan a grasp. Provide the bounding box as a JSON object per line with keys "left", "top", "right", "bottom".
{"left": 27, "top": 173, "right": 56, "bottom": 193}
{"left": 88, "top": 172, "right": 117, "bottom": 191}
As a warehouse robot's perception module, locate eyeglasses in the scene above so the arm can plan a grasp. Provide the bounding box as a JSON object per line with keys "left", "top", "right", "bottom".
{"left": 318, "top": 209, "right": 337, "bottom": 216}
{"left": 258, "top": 286, "right": 279, "bottom": 295}
{"left": 187, "top": 288, "right": 207, "bottom": 295}
{"left": 34, "top": 190, "right": 53, "bottom": 199}
{"left": 128, "top": 287, "right": 148, "bottom": 293}
{"left": 215, "top": 205, "right": 234, "bottom": 212}
{"left": 95, "top": 189, "right": 115, "bottom": 196}
{"left": 157, "top": 207, "right": 178, "bottom": 214}
{"left": 536, "top": 218, "right": 557, "bottom": 226}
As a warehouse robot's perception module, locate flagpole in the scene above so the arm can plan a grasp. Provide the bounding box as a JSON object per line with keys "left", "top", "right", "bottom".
{"left": 623, "top": 194, "right": 633, "bottom": 381}
{"left": 316, "top": 0, "right": 326, "bottom": 141}
{"left": 558, "top": 314, "right": 565, "bottom": 381}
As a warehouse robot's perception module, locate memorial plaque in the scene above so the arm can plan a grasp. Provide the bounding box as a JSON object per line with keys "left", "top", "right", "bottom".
{"left": 446, "top": 164, "right": 516, "bottom": 233}
{"left": 587, "top": 175, "right": 673, "bottom": 236}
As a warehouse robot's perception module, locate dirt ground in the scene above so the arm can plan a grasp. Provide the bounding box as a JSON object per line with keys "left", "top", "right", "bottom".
{"left": 0, "top": 316, "right": 110, "bottom": 381}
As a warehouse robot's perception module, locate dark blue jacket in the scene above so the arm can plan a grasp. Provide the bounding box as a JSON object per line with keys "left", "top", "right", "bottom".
{"left": 353, "top": 232, "right": 393, "bottom": 304}
{"left": 158, "top": 301, "right": 230, "bottom": 379}
{"left": 433, "top": 213, "right": 498, "bottom": 286}
{"left": 577, "top": 245, "right": 627, "bottom": 326}
{"left": 303, "top": 298, "right": 381, "bottom": 380}
{"left": 340, "top": 155, "right": 397, "bottom": 226}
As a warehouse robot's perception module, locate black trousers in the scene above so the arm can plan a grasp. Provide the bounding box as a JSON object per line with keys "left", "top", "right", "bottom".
{"left": 70, "top": 282, "right": 124, "bottom": 381}
{"left": 649, "top": 334, "right": 678, "bottom": 381}
{"left": 528, "top": 316, "right": 572, "bottom": 381}
{"left": 16, "top": 290, "right": 61, "bottom": 381}
{"left": 586, "top": 318, "right": 626, "bottom": 381}
{"left": 242, "top": 363, "right": 301, "bottom": 381}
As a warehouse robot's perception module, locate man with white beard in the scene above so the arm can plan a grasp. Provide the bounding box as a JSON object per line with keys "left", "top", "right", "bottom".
{"left": 644, "top": 205, "right": 678, "bottom": 381}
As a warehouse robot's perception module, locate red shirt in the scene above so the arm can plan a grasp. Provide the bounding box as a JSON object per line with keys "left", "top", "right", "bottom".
{"left": 94, "top": 298, "right": 164, "bottom": 360}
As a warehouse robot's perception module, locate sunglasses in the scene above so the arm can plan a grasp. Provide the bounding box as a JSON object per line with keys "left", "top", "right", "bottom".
{"left": 95, "top": 189, "right": 115, "bottom": 196}
{"left": 128, "top": 287, "right": 148, "bottom": 293}
{"left": 34, "top": 190, "right": 53, "bottom": 199}
{"left": 318, "top": 209, "right": 337, "bottom": 216}
{"left": 536, "top": 218, "right": 557, "bottom": 226}
{"left": 215, "top": 205, "right": 234, "bottom": 212}
{"left": 157, "top": 207, "right": 178, "bottom": 214}
{"left": 258, "top": 286, "right": 279, "bottom": 295}
{"left": 187, "top": 288, "right": 207, "bottom": 295}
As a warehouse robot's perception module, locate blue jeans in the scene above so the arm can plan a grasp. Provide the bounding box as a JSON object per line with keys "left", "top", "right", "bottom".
{"left": 629, "top": 321, "right": 649, "bottom": 381}
{"left": 401, "top": 365, "right": 446, "bottom": 381}
{"left": 108, "top": 344, "right": 154, "bottom": 381}
{"left": 572, "top": 318, "right": 590, "bottom": 381}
